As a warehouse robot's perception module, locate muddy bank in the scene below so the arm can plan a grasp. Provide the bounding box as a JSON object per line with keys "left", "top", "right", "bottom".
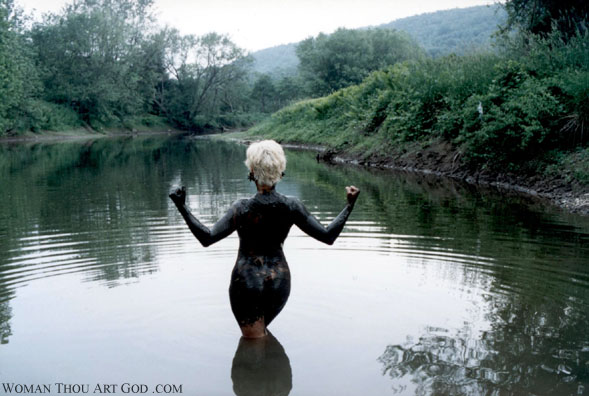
{"left": 325, "top": 142, "right": 588, "bottom": 215}
{"left": 224, "top": 134, "right": 588, "bottom": 216}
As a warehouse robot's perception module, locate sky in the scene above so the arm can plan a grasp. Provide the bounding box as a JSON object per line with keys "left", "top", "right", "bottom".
{"left": 16, "top": 0, "right": 499, "bottom": 52}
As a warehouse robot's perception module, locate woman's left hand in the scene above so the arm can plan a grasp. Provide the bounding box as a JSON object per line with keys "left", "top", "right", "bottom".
{"left": 346, "top": 185, "right": 360, "bottom": 207}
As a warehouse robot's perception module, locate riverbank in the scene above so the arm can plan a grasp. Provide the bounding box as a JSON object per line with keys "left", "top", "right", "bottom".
{"left": 0, "top": 125, "right": 186, "bottom": 143}
{"left": 217, "top": 131, "right": 589, "bottom": 215}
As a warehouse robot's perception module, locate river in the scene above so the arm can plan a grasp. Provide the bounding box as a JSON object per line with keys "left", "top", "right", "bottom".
{"left": 0, "top": 135, "right": 587, "bottom": 395}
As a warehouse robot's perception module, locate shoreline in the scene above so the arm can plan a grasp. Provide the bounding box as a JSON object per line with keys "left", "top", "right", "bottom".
{"left": 217, "top": 131, "right": 589, "bottom": 216}
{"left": 0, "top": 127, "right": 186, "bottom": 143}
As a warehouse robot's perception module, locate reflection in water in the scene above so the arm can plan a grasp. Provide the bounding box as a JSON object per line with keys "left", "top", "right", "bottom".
{"left": 0, "top": 225, "right": 16, "bottom": 345}
{"left": 0, "top": 297, "right": 12, "bottom": 344}
{"left": 289, "top": 147, "right": 589, "bottom": 393}
{"left": 380, "top": 296, "right": 589, "bottom": 395}
{"left": 231, "top": 332, "right": 292, "bottom": 396}
{"left": 0, "top": 138, "right": 172, "bottom": 289}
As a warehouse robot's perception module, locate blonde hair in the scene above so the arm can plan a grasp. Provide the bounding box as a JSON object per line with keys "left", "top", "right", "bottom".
{"left": 245, "top": 140, "right": 286, "bottom": 187}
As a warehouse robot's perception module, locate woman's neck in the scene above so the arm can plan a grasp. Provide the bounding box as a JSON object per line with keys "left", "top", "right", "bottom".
{"left": 255, "top": 183, "right": 275, "bottom": 194}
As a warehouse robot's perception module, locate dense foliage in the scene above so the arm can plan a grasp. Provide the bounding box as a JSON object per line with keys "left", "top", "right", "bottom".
{"left": 0, "top": 0, "right": 267, "bottom": 135}
{"left": 249, "top": 28, "right": 588, "bottom": 180}
{"left": 31, "top": 0, "right": 157, "bottom": 126}
{"left": 0, "top": 0, "right": 40, "bottom": 133}
{"left": 502, "top": 0, "right": 588, "bottom": 38}
{"left": 154, "top": 29, "right": 253, "bottom": 130}
{"left": 296, "top": 28, "right": 424, "bottom": 97}
{"left": 0, "top": 0, "right": 437, "bottom": 135}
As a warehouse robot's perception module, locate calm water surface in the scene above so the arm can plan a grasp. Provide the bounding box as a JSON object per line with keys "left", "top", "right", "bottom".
{"left": 0, "top": 136, "right": 588, "bottom": 395}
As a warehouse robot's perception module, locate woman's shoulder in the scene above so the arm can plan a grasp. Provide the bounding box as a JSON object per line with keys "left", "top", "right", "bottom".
{"left": 281, "top": 194, "right": 306, "bottom": 212}
{"left": 229, "top": 198, "right": 251, "bottom": 214}
{"left": 269, "top": 190, "right": 300, "bottom": 204}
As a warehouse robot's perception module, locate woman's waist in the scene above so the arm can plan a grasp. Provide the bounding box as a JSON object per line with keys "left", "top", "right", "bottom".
{"left": 237, "top": 244, "right": 285, "bottom": 257}
{"left": 235, "top": 251, "right": 288, "bottom": 267}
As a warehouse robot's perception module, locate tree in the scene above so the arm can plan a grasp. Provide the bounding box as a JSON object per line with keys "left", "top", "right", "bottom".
{"left": 250, "top": 74, "right": 277, "bottom": 113}
{"left": 0, "top": 0, "right": 20, "bottom": 132}
{"left": 0, "top": 0, "right": 39, "bottom": 134}
{"left": 157, "top": 29, "right": 250, "bottom": 130}
{"left": 275, "top": 76, "right": 305, "bottom": 108}
{"left": 502, "top": 0, "right": 588, "bottom": 38}
{"left": 31, "top": 0, "right": 157, "bottom": 126}
{"left": 296, "top": 28, "right": 424, "bottom": 97}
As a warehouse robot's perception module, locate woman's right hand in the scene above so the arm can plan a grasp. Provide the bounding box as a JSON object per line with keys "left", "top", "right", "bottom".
{"left": 346, "top": 185, "right": 360, "bottom": 207}
{"left": 169, "top": 186, "right": 186, "bottom": 206}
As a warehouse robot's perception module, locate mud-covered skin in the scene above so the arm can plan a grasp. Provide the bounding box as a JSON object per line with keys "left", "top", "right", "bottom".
{"left": 171, "top": 187, "right": 354, "bottom": 328}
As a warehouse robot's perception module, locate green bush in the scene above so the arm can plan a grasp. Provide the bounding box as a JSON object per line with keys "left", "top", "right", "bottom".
{"left": 17, "top": 100, "right": 81, "bottom": 132}
{"left": 557, "top": 70, "right": 589, "bottom": 146}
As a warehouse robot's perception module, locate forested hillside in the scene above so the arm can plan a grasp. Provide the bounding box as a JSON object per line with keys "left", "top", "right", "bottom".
{"left": 250, "top": 5, "right": 506, "bottom": 77}
{"left": 380, "top": 5, "right": 506, "bottom": 57}
{"left": 250, "top": 43, "right": 298, "bottom": 78}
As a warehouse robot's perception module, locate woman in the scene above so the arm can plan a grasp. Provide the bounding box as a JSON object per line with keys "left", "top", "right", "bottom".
{"left": 169, "top": 140, "right": 359, "bottom": 338}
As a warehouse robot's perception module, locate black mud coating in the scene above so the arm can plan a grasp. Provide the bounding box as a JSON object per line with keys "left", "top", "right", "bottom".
{"left": 171, "top": 188, "right": 354, "bottom": 328}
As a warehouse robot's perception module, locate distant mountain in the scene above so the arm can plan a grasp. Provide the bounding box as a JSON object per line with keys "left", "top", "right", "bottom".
{"left": 250, "top": 5, "right": 506, "bottom": 76}
{"left": 379, "top": 5, "right": 507, "bottom": 57}
{"left": 249, "top": 43, "right": 299, "bottom": 78}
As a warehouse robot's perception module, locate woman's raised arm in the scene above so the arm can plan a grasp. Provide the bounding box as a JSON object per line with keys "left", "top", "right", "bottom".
{"left": 293, "top": 186, "right": 359, "bottom": 245}
{"left": 169, "top": 186, "right": 237, "bottom": 247}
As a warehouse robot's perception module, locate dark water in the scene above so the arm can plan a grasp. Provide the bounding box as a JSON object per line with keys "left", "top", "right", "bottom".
{"left": 0, "top": 135, "right": 588, "bottom": 396}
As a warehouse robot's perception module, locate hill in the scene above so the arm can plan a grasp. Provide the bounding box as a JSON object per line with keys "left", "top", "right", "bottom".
{"left": 379, "top": 5, "right": 507, "bottom": 57}
{"left": 250, "top": 5, "right": 507, "bottom": 76}
{"left": 250, "top": 43, "right": 298, "bottom": 78}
